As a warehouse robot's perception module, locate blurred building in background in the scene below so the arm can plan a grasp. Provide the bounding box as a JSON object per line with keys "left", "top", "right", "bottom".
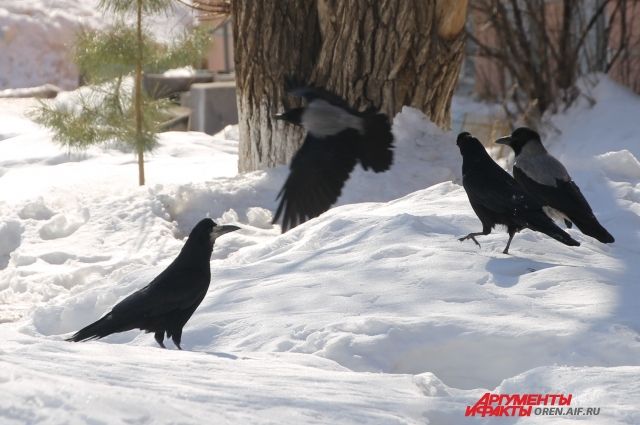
{"left": 203, "top": 19, "right": 234, "bottom": 75}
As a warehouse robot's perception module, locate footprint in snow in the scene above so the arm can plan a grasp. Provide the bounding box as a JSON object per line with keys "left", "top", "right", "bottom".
{"left": 18, "top": 199, "right": 55, "bottom": 220}
{"left": 39, "top": 210, "right": 90, "bottom": 240}
{"left": 370, "top": 246, "right": 418, "bottom": 260}
{"left": 485, "top": 258, "right": 555, "bottom": 287}
{"left": 0, "top": 220, "right": 23, "bottom": 270}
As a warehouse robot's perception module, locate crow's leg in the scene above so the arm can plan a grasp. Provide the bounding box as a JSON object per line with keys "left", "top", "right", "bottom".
{"left": 154, "top": 331, "right": 166, "bottom": 349}
{"left": 172, "top": 329, "right": 183, "bottom": 351}
{"left": 564, "top": 219, "right": 573, "bottom": 229}
{"left": 458, "top": 232, "right": 485, "bottom": 248}
{"left": 503, "top": 228, "right": 517, "bottom": 254}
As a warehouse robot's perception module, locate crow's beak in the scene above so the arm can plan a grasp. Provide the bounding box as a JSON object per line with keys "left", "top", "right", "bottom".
{"left": 210, "top": 225, "right": 240, "bottom": 242}
{"left": 273, "top": 113, "right": 286, "bottom": 120}
{"left": 495, "top": 136, "right": 512, "bottom": 146}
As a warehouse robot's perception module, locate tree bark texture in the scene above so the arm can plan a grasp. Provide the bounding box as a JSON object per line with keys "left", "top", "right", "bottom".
{"left": 233, "top": 0, "right": 467, "bottom": 172}
{"left": 312, "top": 0, "right": 467, "bottom": 125}
{"left": 232, "top": 0, "right": 320, "bottom": 172}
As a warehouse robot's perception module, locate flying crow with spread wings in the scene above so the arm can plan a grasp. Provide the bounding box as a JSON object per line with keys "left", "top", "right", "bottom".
{"left": 496, "top": 127, "right": 614, "bottom": 243}
{"left": 456, "top": 132, "right": 580, "bottom": 254}
{"left": 67, "top": 218, "right": 239, "bottom": 349}
{"left": 272, "top": 82, "right": 394, "bottom": 232}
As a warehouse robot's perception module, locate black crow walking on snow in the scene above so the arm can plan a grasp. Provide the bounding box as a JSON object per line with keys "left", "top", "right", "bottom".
{"left": 67, "top": 218, "right": 239, "bottom": 349}
{"left": 456, "top": 132, "right": 580, "bottom": 254}
{"left": 496, "top": 127, "right": 614, "bottom": 243}
{"left": 273, "top": 82, "right": 394, "bottom": 232}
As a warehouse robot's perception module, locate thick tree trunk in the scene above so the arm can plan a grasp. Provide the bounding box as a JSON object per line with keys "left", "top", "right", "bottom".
{"left": 232, "top": 0, "right": 320, "bottom": 172}
{"left": 312, "top": 0, "right": 467, "bottom": 127}
{"left": 233, "top": 0, "right": 467, "bottom": 172}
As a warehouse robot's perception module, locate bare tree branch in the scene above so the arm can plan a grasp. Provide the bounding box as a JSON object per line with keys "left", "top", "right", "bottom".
{"left": 466, "top": 0, "right": 635, "bottom": 121}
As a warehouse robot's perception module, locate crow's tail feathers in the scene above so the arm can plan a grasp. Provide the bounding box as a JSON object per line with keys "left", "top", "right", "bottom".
{"left": 528, "top": 212, "right": 581, "bottom": 247}
{"left": 359, "top": 111, "right": 394, "bottom": 173}
{"left": 569, "top": 214, "right": 615, "bottom": 243}
{"left": 66, "top": 313, "right": 117, "bottom": 342}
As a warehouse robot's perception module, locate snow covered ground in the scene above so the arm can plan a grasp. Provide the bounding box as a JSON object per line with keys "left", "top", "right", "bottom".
{"left": 1, "top": 76, "right": 639, "bottom": 424}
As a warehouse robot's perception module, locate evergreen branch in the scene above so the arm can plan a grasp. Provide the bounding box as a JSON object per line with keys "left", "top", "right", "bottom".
{"left": 98, "top": 0, "right": 174, "bottom": 15}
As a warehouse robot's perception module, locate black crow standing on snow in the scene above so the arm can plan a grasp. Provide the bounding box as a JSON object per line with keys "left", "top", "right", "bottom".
{"left": 496, "top": 127, "right": 614, "bottom": 243}
{"left": 456, "top": 132, "right": 580, "bottom": 254}
{"left": 67, "top": 218, "right": 239, "bottom": 349}
{"left": 273, "top": 83, "right": 394, "bottom": 232}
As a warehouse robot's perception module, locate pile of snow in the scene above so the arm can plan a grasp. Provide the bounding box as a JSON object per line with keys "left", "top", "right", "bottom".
{"left": 551, "top": 76, "right": 640, "bottom": 160}
{"left": 0, "top": 76, "right": 639, "bottom": 423}
{"left": 0, "top": 0, "right": 196, "bottom": 90}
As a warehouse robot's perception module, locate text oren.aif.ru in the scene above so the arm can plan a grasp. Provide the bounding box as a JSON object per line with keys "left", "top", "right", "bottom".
{"left": 465, "top": 393, "right": 601, "bottom": 417}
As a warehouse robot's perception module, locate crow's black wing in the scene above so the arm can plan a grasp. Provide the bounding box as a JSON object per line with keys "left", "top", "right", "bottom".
{"left": 513, "top": 166, "right": 592, "bottom": 214}
{"left": 273, "top": 130, "right": 360, "bottom": 232}
{"left": 358, "top": 112, "right": 394, "bottom": 172}
{"left": 514, "top": 166, "right": 614, "bottom": 242}
{"left": 464, "top": 161, "right": 539, "bottom": 218}
{"left": 111, "top": 264, "right": 209, "bottom": 321}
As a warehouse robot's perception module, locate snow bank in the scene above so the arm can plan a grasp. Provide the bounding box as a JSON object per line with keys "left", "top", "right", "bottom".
{"left": 0, "top": 101, "right": 461, "bottom": 321}
{"left": 0, "top": 1, "right": 99, "bottom": 90}
{"left": 549, "top": 76, "right": 640, "bottom": 161}
{"left": 597, "top": 150, "right": 640, "bottom": 181}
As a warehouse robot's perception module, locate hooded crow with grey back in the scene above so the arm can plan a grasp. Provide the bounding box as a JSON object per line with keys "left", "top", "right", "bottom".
{"left": 456, "top": 132, "right": 580, "bottom": 254}
{"left": 273, "top": 82, "right": 394, "bottom": 232}
{"left": 496, "top": 127, "right": 614, "bottom": 243}
{"left": 67, "top": 218, "right": 240, "bottom": 349}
